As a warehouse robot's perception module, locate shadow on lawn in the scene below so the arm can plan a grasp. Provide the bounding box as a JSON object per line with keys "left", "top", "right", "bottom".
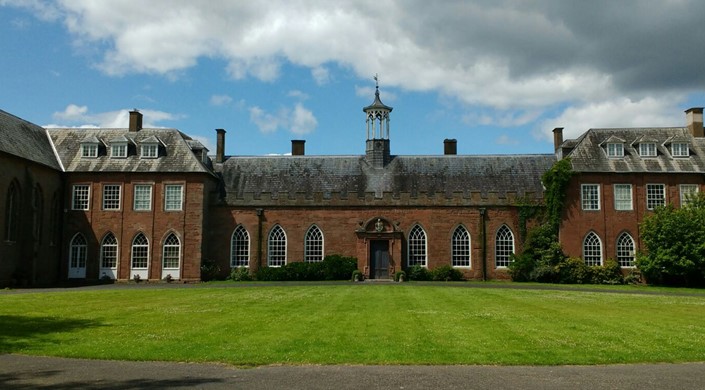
{"left": 0, "top": 315, "right": 100, "bottom": 353}
{"left": 0, "top": 370, "right": 226, "bottom": 389}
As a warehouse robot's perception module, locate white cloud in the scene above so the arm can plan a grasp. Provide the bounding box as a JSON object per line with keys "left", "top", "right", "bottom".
{"left": 49, "top": 105, "right": 180, "bottom": 128}
{"left": 248, "top": 103, "right": 318, "bottom": 135}
{"left": 311, "top": 65, "right": 330, "bottom": 85}
{"left": 496, "top": 134, "right": 519, "bottom": 146}
{"left": 535, "top": 96, "right": 685, "bottom": 141}
{"left": 287, "top": 90, "right": 309, "bottom": 100}
{"left": 210, "top": 94, "right": 234, "bottom": 106}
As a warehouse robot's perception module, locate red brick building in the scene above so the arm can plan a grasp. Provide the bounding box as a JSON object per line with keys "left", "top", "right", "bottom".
{"left": 1, "top": 93, "right": 703, "bottom": 285}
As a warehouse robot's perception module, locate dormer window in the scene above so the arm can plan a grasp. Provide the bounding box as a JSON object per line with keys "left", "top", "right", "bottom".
{"left": 141, "top": 143, "right": 158, "bottom": 158}
{"left": 111, "top": 143, "right": 127, "bottom": 158}
{"left": 639, "top": 143, "right": 657, "bottom": 157}
{"left": 671, "top": 142, "right": 689, "bottom": 157}
{"left": 81, "top": 143, "right": 98, "bottom": 158}
{"left": 607, "top": 143, "right": 624, "bottom": 158}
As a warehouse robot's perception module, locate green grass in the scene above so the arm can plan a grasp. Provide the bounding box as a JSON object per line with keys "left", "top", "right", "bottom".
{"left": 1, "top": 284, "right": 705, "bottom": 366}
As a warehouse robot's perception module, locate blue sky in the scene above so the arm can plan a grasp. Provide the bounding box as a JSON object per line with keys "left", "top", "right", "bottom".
{"left": 2, "top": 1, "right": 705, "bottom": 157}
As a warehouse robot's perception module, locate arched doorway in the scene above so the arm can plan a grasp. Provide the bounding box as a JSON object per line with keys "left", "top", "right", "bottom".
{"left": 355, "top": 217, "right": 403, "bottom": 279}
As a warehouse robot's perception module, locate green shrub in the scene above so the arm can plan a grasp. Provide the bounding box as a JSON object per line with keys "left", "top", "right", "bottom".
{"left": 285, "top": 262, "right": 324, "bottom": 281}
{"left": 556, "top": 257, "right": 590, "bottom": 284}
{"left": 255, "top": 266, "right": 287, "bottom": 281}
{"left": 200, "top": 259, "right": 222, "bottom": 281}
{"left": 394, "top": 270, "right": 406, "bottom": 282}
{"left": 407, "top": 265, "right": 431, "bottom": 281}
{"left": 431, "top": 265, "right": 464, "bottom": 281}
{"left": 624, "top": 268, "right": 643, "bottom": 285}
{"left": 589, "top": 259, "right": 623, "bottom": 285}
{"left": 351, "top": 270, "right": 364, "bottom": 282}
{"left": 322, "top": 255, "right": 358, "bottom": 280}
{"left": 229, "top": 267, "right": 252, "bottom": 282}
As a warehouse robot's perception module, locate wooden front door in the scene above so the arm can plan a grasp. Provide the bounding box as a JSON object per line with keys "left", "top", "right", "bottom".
{"left": 370, "top": 240, "right": 390, "bottom": 279}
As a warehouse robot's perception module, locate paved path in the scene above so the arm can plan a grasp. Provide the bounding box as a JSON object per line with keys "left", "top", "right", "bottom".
{"left": 1, "top": 355, "right": 705, "bottom": 389}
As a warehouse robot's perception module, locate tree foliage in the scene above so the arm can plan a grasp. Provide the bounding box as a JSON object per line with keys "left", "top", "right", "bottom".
{"left": 637, "top": 193, "right": 705, "bottom": 286}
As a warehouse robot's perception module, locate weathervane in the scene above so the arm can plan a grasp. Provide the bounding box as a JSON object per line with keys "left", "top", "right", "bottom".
{"left": 374, "top": 73, "right": 379, "bottom": 88}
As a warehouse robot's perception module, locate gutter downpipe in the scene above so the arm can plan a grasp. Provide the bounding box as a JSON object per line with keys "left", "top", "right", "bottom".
{"left": 256, "top": 208, "right": 264, "bottom": 269}
{"left": 479, "top": 208, "right": 487, "bottom": 281}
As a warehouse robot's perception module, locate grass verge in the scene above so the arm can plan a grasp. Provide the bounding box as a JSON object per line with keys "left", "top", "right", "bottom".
{"left": 1, "top": 284, "right": 704, "bottom": 366}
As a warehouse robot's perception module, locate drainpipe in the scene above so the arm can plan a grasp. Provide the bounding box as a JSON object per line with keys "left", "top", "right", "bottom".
{"left": 256, "top": 208, "right": 264, "bottom": 269}
{"left": 479, "top": 208, "right": 487, "bottom": 281}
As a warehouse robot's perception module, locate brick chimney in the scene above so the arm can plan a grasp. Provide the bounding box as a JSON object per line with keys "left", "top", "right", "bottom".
{"left": 553, "top": 127, "right": 564, "bottom": 150}
{"left": 129, "top": 109, "right": 143, "bottom": 132}
{"left": 443, "top": 139, "right": 457, "bottom": 155}
{"left": 216, "top": 129, "right": 226, "bottom": 163}
{"left": 291, "top": 140, "right": 305, "bottom": 156}
{"left": 686, "top": 107, "right": 704, "bottom": 137}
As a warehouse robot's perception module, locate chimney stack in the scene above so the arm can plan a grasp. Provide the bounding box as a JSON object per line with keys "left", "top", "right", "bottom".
{"left": 216, "top": 129, "right": 226, "bottom": 163}
{"left": 553, "top": 127, "right": 564, "bottom": 150}
{"left": 686, "top": 107, "right": 704, "bottom": 137}
{"left": 291, "top": 140, "right": 305, "bottom": 156}
{"left": 129, "top": 109, "right": 143, "bottom": 132}
{"left": 443, "top": 139, "right": 457, "bottom": 155}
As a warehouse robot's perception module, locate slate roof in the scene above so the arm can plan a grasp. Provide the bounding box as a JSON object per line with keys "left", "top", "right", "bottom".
{"left": 49, "top": 128, "right": 213, "bottom": 174}
{"left": 566, "top": 127, "right": 705, "bottom": 173}
{"left": 216, "top": 154, "right": 555, "bottom": 205}
{"left": 0, "top": 109, "right": 62, "bottom": 171}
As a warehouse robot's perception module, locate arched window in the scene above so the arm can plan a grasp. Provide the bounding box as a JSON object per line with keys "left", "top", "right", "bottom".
{"left": 131, "top": 233, "right": 149, "bottom": 269}
{"left": 231, "top": 225, "right": 250, "bottom": 267}
{"left": 583, "top": 232, "right": 603, "bottom": 266}
{"left": 452, "top": 226, "right": 471, "bottom": 267}
{"left": 267, "top": 225, "right": 287, "bottom": 267}
{"left": 32, "top": 184, "right": 43, "bottom": 244}
{"left": 101, "top": 233, "right": 118, "bottom": 268}
{"left": 69, "top": 233, "right": 87, "bottom": 269}
{"left": 5, "top": 180, "right": 20, "bottom": 242}
{"left": 495, "top": 225, "right": 514, "bottom": 268}
{"left": 304, "top": 225, "right": 324, "bottom": 262}
{"left": 162, "top": 233, "right": 180, "bottom": 269}
{"left": 408, "top": 225, "right": 427, "bottom": 266}
{"left": 616, "top": 232, "right": 635, "bottom": 267}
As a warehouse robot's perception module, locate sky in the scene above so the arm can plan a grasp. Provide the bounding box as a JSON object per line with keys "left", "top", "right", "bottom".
{"left": 2, "top": 1, "right": 705, "bottom": 157}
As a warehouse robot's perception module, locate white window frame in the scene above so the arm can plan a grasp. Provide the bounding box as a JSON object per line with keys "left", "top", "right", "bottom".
{"left": 111, "top": 143, "right": 127, "bottom": 158}
{"left": 69, "top": 233, "right": 88, "bottom": 269}
{"left": 616, "top": 232, "right": 635, "bottom": 268}
{"left": 451, "top": 225, "right": 471, "bottom": 268}
{"left": 267, "top": 225, "right": 287, "bottom": 267}
{"left": 164, "top": 184, "right": 183, "bottom": 211}
{"left": 133, "top": 184, "right": 153, "bottom": 211}
{"left": 646, "top": 183, "right": 666, "bottom": 210}
{"left": 581, "top": 184, "right": 600, "bottom": 211}
{"left": 162, "top": 233, "right": 181, "bottom": 270}
{"left": 81, "top": 143, "right": 98, "bottom": 158}
{"left": 408, "top": 225, "right": 428, "bottom": 267}
{"left": 231, "top": 225, "right": 250, "bottom": 268}
{"left": 102, "top": 184, "right": 121, "bottom": 211}
{"left": 613, "top": 184, "right": 633, "bottom": 211}
{"left": 72, "top": 184, "right": 91, "bottom": 210}
{"left": 606, "top": 143, "right": 624, "bottom": 157}
{"left": 639, "top": 143, "right": 657, "bottom": 157}
{"left": 671, "top": 143, "right": 689, "bottom": 157}
{"left": 582, "top": 232, "right": 602, "bottom": 266}
{"left": 495, "top": 225, "right": 514, "bottom": 268}
{"left": 141, "top": 143, "right": 158, "bottom": 158}
{"left": 131, "top": 233, "right": 149, "bottom": 269}
{"left": 304, "top": 225, "right": 325, "bottom": 263}
{"left": 101, "top": 233, "right": 118, "bottom": 269}
{"left": 680, "top": 184, "right": 699, "bottom": 207}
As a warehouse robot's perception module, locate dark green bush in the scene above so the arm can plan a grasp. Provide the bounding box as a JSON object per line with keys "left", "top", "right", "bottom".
{"left": 589, "top": 259, "right": 623, "bottom": 285}
{"left": 255, "top": 266, "right": 287, "bottom": 281}
{"left": 431, "top": 265, "right": 464, "bottom": 281}
{"left": 229, "top": 267, "right": 252, "bottom": 281}
{"left": 407, "top": 265, "right": 431, "bottom": 281}
{"left": 394, "top": 270, "right": 406, "bottom": 282}
{"left": 322, "top": 255, "right": 358, "bottom": 280}
{"left": 351, "top": 270, "right": 364, "bottom": 281}
{"left": 284, "top": 261, "right": 324, "bottom": 281}
{"left": 556, "top": 257, "right": 590, "bottom": 284}
{"left": 200, "top": 258, "right": 222, "bottom": 281}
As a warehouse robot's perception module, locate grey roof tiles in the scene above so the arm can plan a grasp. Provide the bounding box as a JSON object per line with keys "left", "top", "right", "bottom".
{"left": 0, "top": 109, "right": 63, "bottom": 171}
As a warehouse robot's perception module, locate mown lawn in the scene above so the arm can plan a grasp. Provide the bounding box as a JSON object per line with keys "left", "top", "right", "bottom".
{"left": 1, "top": 284, "right": 704, "bottom": 366}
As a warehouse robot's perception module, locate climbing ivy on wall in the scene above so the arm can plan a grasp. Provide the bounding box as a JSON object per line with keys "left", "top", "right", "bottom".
{"left": 541, "top": 158, "right": 574, "bottom": 235}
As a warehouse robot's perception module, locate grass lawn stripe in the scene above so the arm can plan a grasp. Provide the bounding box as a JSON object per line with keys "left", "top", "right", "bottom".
{"left": 1, "top": 285, "right": 705, "bottom": 365}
